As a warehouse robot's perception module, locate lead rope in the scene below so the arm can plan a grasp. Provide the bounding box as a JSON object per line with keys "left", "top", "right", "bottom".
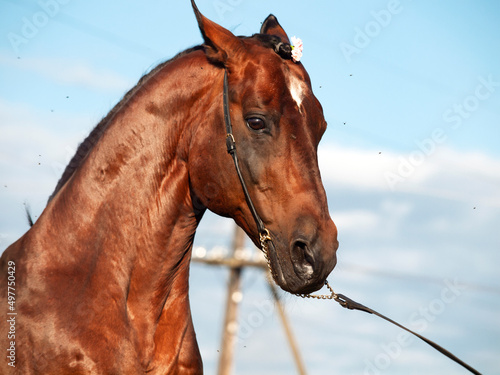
{"left": 224, "top": 69, "right": 481, "bottom": 375}
{"left": 261, "top": 235, "right": 481, "bottom": 374}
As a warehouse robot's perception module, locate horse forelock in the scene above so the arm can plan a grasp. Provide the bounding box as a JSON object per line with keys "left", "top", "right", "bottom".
{"left": 248, "top": 33, "right": 294, "bottom": 61}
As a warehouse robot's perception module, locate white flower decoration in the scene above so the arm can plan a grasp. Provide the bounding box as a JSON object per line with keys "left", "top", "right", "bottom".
{"left": 290, "top": 36, "right": 303, "bottom": 63}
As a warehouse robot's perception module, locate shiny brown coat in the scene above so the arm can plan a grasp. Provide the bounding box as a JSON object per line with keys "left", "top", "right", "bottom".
{"left": 0, "top": 2, "right": 338, "bottom": 374}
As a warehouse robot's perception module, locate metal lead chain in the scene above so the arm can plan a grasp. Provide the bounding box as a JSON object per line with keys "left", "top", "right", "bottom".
{"left": 295, "top": 280, "right": 339, "bottom": 300}
{"left": 260, "top": 228, "right": 278, "bottom": 284}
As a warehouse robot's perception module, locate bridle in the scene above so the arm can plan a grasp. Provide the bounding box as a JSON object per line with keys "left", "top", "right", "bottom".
{"left": 222, "top": 70, "right": 272, "bottom": 259}
{"left": 221, "top": 69, "right": 481, "bottom": 375}
{"left": 223, "top": 69, "right": 337, "bottom": 298}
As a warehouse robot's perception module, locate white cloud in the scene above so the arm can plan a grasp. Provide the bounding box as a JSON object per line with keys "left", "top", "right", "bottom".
{"left": 334, "top": 209, "right": 380, "bottom": 232}
{"left": 0, "top": 54, "right": 131, "bottom": 92}
{"left": 319, "top": 145, "right": 394, "bottom": 191}
{"left": 319, "top": 142, "right": 500, "bottom": 207}
{"left": 317, "top": 141, "right": 500, "bottom": 294}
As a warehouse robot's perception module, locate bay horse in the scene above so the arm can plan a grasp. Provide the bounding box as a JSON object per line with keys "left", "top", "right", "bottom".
{"left": 0, "top": 1, "right": 338, "bottom": 373}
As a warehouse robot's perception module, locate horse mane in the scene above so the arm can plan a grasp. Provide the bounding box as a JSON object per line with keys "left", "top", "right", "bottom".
{"left": 47, "top": 45, "right": 204, "bottom": 203}
{"left": 47, "top": 34, "right": 291, "bottom": 203}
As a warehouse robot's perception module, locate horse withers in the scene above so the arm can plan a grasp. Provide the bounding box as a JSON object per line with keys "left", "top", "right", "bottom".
{"left": 0, "top": 1, "right": 338, "bottom": 373}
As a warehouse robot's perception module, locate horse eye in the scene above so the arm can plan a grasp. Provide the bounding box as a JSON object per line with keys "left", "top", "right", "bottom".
{"left": 246, "top": 117, "right": 266, "bottom": 131}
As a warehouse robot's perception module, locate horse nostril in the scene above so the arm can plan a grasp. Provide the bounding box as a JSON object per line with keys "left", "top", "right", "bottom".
{"left": 292, "top": 240, "right": 315, "bottom": 276}
{"left": 300, "top": 242, "right": 314, "bottom": 266}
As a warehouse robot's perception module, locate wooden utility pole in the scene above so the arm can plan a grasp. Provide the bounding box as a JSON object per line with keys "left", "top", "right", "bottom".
{"left": 267, "top": 279, "right": 307, "bottom": 375}
{"left": 217, "top": 226, "right": 246, "bottom": 375}
{"left": 192, "top": 224, "right": 308, "bottom": 375}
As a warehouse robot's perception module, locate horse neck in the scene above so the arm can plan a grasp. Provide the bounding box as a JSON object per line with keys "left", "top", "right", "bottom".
{"left": 39, "top": 51, "right": 217, "bottom": 318}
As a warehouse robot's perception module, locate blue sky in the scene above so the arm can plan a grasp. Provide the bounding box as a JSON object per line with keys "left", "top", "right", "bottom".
{"left": 1, "top": 0, "right": 499, "bottom": 374}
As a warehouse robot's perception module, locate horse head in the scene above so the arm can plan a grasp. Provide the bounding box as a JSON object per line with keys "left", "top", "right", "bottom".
{"left": 189, "top": 1, "right": 338, "bottom": 295}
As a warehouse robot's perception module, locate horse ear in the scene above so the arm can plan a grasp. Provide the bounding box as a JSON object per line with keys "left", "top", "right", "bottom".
{"left": 191, "top": 0, "right": 240, "bottom": 65}
{"left": 260, "top": 15, "right": 291, "bottom": 44}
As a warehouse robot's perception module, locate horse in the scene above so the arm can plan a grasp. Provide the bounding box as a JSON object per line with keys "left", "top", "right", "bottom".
{"left": 0, "top": 1, "right": 338, "bottom": 373}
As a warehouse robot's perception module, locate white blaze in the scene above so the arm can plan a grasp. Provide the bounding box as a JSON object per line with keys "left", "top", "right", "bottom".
{"left": 288, "top": 74, "right": 307, "bottom": 111}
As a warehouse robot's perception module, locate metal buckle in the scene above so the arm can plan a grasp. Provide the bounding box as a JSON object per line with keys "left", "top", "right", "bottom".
{"left": 259, "top": 228, "right": 271, "bottom": 244}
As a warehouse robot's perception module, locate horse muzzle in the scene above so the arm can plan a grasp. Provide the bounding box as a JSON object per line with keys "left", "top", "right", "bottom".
{"left": 268, "top": 219, "right": 338, "bottom": 295}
